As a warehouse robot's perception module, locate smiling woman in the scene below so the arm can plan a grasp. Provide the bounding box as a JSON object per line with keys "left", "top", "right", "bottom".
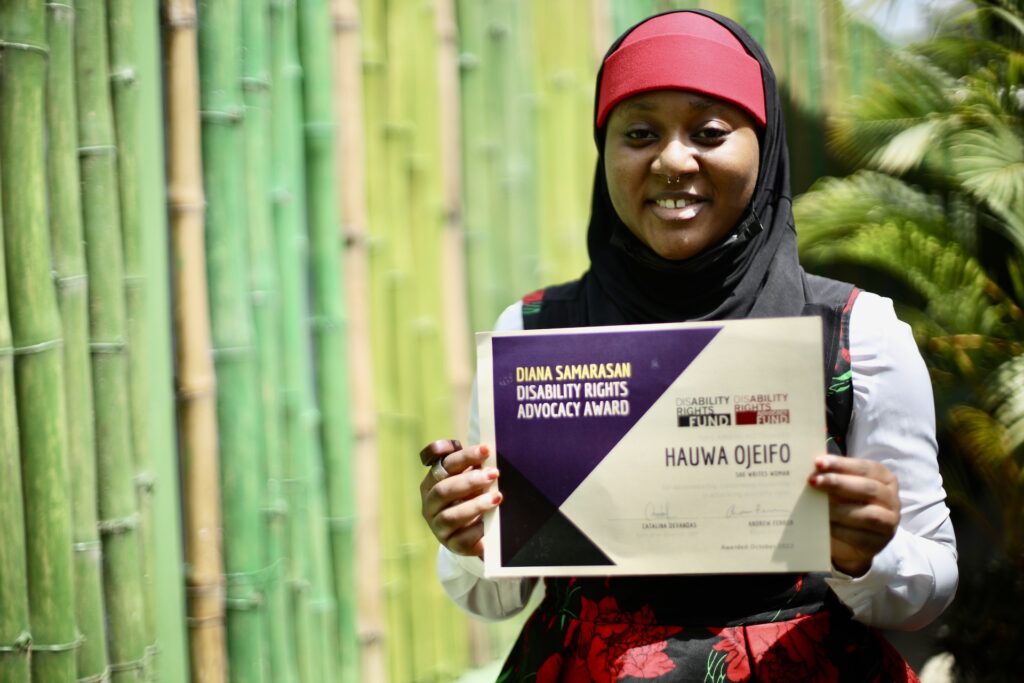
{"left": 417, "top": 9, "right": 958, "bottom": 682}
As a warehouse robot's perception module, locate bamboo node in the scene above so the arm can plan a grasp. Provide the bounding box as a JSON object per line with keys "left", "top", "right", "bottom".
{"left": 109, "top": 656, "right": 146, "bottom": 673}
{"left": 200, "top": 107, "right": 245, "bottom": 125}
{"left": 212, "top": 344, "right": 253, "bottom": 359}
{"left": 77, "top": 667, "right": 112, "bottom": 683}
{"left": 0, "top": 345, "right": 13, "bottom": 358}
{"left": 488, "top": 23, "right": 509, "bottom": 40}
{"left": 57, "top": 273, "right": 88, "bottom": 291}
{"left": 0, "top": 39, "right": 48, "bottom": 55}
{"left": 458, "top": 52, "right": 480, "bottom": 71}
{"left": 97, "top": 512, "right": 140, "bottom": 535}
{"left": 225, "top": 593, "right": 264, "bottom": 610}
{"left": 241, "top": 76, "right": 270, "bottom": 92}
{"left": 110, "top": 67, "right": 138, "bottom": 86}
{"left": 359, "top": 630, "right": 384, "bottom": 646}
{"left": 45, "top": 3, "right": 74, "bottom": 16}
{"left": 89, "top": 340, "right": 127, "bottom": 355}
{"left": 134, "top": 471, "right": 156, "bottom": 493}
{"left": 73, "top": 540, "right": 103, "bottom": 553}
{"left": 29, "top": 631, "right": 84, "bottom": 653}
{"left": 333, "top": 17, "right": 360, "bottom": 32}
{"left": 262, "top": 501, "right": 288, "bottom": 519}
{"left": 0, "top": 631, "right": 31, "bottom": 654}
{"left": 78, "top": 145, "right": 117, "bottom": 158}
{"left": 13, "top": 338, "right": 63, "bottom": 356}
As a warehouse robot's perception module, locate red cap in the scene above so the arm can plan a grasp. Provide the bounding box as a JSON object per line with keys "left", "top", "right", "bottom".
{"left": 597, "top": 13, "right": 766, "bottom": 128}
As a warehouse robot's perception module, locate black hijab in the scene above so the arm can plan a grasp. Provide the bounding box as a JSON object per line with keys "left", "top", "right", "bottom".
{"left": 575, "top": 9, "right": 807, "bottom": 325}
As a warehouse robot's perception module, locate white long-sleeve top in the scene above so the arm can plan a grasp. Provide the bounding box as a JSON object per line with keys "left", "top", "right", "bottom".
{"left": 437, "top": 291, "right": 958, "bottom": 630}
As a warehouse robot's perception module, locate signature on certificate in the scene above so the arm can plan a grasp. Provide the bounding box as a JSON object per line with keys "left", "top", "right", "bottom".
{"left": 644, "top": 501, "right": 679, "bottom": 520}
{"left": 724, "top": 503, "right": 789, "bottom": 518}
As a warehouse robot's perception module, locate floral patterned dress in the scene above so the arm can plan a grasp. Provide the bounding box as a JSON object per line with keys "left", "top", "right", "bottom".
{"left": 496, "top": 573, "right": 917, "bottom": 682}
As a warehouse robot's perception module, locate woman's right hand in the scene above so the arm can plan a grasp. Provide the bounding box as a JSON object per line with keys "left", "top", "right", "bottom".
{"left": 419, "top": 441, "right": 502, "bottom": 559}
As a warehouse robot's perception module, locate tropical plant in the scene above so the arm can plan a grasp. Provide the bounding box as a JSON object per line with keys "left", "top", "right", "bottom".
{"left": 794, "top": 1, "right": 1024, "bottom": 678}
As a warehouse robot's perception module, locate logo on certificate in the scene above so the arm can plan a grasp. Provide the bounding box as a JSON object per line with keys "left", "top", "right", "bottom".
{"left": 676, "top": 395, "right": 732, "bottom": 427}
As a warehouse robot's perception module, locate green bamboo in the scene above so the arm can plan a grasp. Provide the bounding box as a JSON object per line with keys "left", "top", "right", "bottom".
{"left": 269, "top": 1, "right": 335, "bottom": 680}
{"left": 135, "top": 0, "right": 192, "bottom": 678}
{"left": 196, "top": 0, "right": 268, "bottom": 680}
{"left": 241, "top": 0, "right": 297, "bottom": 680}
{"left": 359, "top": 0, "right": 411, "bottom": 676}
{"left": 0, "top": 162, "right": 30, "bottom": 683}
{"left": 44, "top": 2, "right": 111, "bottom": 681}
{"left": 74, "top": 0, "right": 150, "bottom": 679}
{"left": 295, "top": 0, "right": 359, "bottom": 678}
{"left": 331, "top": 0, "right": 388, "bottom": 677}
{"left": 106, "top": 0, "right": 160, "bottom": 674}
{"left": 530, "top": 0, "right": 594, "bottom": 287}
{"left": 0, "top": 2, "right": 78, "bottom": 682}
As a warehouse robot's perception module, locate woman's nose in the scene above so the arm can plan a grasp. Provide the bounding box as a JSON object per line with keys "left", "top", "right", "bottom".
{"left": 655, "top": 139, "right": 700, "bottom": 177}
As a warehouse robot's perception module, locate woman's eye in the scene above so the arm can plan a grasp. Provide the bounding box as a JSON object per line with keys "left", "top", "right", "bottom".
{"left": 694, "top": 127, "right": 729, "bottom": 142}
{"left": 624, "top": 128, "right": 657, "bottom": 142}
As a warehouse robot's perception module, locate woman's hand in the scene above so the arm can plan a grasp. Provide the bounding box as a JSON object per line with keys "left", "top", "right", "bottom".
{"left": 419, "top": 441, "right": 501, "bottom": 559}
{"left": 808, "top": 455, "right": 901, "bottom": 577}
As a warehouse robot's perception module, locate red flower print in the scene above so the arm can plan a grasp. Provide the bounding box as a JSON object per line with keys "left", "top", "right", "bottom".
{"left": 560, "top": 598, "right": 683, "bottom": 681}
{"left": 615, "top": 638, "right": 677, "bottom": 679}
{"left": 746, "top": 615, "right": 837, "bottom": 682}
{"left": 536, "top": 653, "right": 562, "bottom": 683}
{"left": 710, "top": 627, "right": 751, "bottom": 681}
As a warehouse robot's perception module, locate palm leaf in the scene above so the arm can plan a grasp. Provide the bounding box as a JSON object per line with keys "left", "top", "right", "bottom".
{"left": 949, "top": 122, "right": 1024, "bottom": 252}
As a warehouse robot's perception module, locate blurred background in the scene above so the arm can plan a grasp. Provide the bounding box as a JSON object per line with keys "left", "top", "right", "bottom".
{"left": 0, "top": 0, "right": 1020, "bottom": 681}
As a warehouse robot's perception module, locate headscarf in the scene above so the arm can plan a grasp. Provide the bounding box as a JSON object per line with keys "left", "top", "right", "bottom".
{"left": 576, "top": 9, "right": 807, "bottom": 325}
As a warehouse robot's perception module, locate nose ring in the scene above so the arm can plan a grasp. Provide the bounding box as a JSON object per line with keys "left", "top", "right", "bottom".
{"left": 666, "top": 175, "right": 681, "bottom": 185}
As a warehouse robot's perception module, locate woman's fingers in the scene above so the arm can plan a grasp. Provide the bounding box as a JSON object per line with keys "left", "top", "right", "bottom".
{"left": 430, "top": 489, "right": 503, "bottom": 548}
{"left": 417, "top": 441, "right": 501, "bottom": 556}
{"left": 808, "top": 455, "right": 900, "bottom": 577}
{"left": 422, "top": 465, "right": 499, "bottom": 520}
{"left": 418, "top": 443, "right": 491, "bottom": 497}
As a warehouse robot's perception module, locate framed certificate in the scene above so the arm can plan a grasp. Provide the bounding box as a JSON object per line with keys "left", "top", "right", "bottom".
{"left": 477, "top": 317, "right": 831, "bottom": 577}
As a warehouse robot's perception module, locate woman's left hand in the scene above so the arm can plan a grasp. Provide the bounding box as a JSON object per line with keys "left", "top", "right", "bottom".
{"left": 808, "top": 455, "right": 901, "bottom": 577}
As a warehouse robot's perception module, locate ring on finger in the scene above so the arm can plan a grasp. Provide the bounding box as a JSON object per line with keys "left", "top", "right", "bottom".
{"left": 430, "top": 457, "right": 450, "bottom": 483}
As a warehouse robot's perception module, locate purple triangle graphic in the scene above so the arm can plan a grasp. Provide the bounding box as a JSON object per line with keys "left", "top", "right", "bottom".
{"left": 493, "top": 326, "right": 721, "bottom": 508}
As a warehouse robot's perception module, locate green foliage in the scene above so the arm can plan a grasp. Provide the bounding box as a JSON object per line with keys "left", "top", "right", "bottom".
{"left": 796, "top": 1, "right": 1024, "bottom": 676}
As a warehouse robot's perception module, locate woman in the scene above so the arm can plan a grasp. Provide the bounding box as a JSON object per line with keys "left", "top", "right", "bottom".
{"left": 419, "top": 10, "right": 957, "bottom": 681}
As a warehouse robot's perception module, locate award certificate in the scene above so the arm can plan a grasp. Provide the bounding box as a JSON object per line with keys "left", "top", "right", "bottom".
{"left": 478, "top": 317, "right": 831, "bottom": 577}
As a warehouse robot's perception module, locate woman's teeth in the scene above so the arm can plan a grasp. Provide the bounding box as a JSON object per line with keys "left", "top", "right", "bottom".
{"left": 655, "top": 198, "right": 697, "bottom": 209}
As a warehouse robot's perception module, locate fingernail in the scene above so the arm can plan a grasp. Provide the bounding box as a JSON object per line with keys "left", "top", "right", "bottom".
{"left": 479, "top": 444, "right": 490, "bottom": 456}
{"left": 491, "top": 492, "right": 503, "bottom": 505}
{"left": 485, "top": 468, "right": 499, "bottom": 480}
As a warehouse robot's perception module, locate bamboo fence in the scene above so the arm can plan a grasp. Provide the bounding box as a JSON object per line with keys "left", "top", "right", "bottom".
{"left": 0, "top": 1, "right": 895, "bottom": 681}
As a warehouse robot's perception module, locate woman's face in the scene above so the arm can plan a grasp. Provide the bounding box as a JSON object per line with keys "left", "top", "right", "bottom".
{"left": 603, "top": 90, "right": 760, "bottom": 261}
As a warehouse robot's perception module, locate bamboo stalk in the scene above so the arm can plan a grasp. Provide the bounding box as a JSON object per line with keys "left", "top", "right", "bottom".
{"left": 195, "top": 0, "right": 268, "bottom": 680}
{"left": 269, "top": 1, "right": 334, "bottom": 680}
{"left": 295, "top": 0, "right": 359, "bottom": 679}
{"left": 135, "top": 0, "right": 192, "bottom": 678}
{"left": 106, "top": 0, "right": 160, "bottom": 673}
{"left": 435, "top": 0, "right": 472, "bottom": 548}
{"left": 241, "top": 0, "right": 298, "bottom": 680}
{"left": 161, "top": 1, "right": 229, "bottom": 681}
{"left": 74, "top": 0, "right": 151, "bottom": 680}
{"left": 44, "top": 2, "right": 111, "bottom": 681}
{"left": 0, "top": 162, "right": 30, "bottom": 683}
{"left": 330, "top": 0, "right": 387, "bottom": 679}
{"left": 0, "top": 2, "right": 79, "bottom": 681}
